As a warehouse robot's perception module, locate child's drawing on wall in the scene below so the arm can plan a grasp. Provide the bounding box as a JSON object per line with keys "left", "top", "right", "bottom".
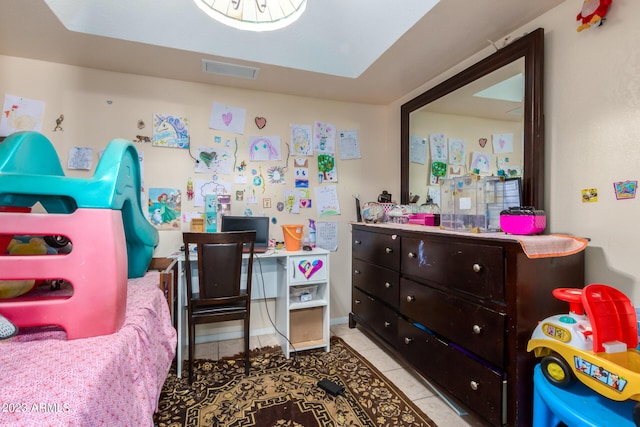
{"left": 470, "top": 152, "right": 492, "bottom": 173}
{"left": 448, "top": 138, "right": 466, "bottom": 165}
{"left": 152, "top": 114, "right": 189, "bottom": 148}
{"left": 429, "top": 133, "right": 448, "bottom": 161}
{"left": 249, "top": 136, "right": 281, "bottom": 161}
{"left": 291, "top": 124, "right": 312, "bottom": 156}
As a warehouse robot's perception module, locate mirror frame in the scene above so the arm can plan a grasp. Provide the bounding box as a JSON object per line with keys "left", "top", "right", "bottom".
{"left": 401, "top": 28, "right": 544, "bottom": 210}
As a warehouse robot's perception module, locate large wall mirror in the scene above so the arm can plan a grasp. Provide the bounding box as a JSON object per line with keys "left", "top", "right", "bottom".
{"left": 401, "top": 28, "right": 544, "bottom": 210}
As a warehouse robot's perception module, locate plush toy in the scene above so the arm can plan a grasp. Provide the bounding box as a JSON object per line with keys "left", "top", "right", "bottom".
{"left": 0, "top": 237, "right": 48, "bottom": 299}
{"left": 577, "top": 0, "right": 613, "bottom": 32}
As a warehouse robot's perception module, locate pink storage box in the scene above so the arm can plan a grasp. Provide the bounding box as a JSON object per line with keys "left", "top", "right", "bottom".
{"left": 500, "top": 207, "right": 546, "bottom": 235}
{"left": 408, "top": 213, "right": 440, "bottom": 226}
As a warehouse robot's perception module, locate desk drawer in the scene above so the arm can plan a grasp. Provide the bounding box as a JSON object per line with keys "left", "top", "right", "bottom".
{"left": 400, "top": 278, "right": 505, "bottom": 368}
{"left": 398, "top": 318, "right": 504, "bottom": 426}
{"left": 401, "top": 237, "right": 504, "bottom": 301}
{"left": 352, "top": 259, "right": 399, "bottom": 309}
{"left": 288, "top": 254, "right": 328, "bottom": 284}
{"left": 352, "top": 229, "right": 400, "bottom": 270}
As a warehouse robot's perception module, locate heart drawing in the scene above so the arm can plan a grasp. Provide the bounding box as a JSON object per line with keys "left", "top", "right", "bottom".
{"left": 222, "top": 112, "right": 233, "bottom": 126}
{"left": 255, "top": 116, "right": 267, "bottom": 129}
{"left": 479, "top": 138, "right": 487, "bottom": 148}
{"left": 298, "top": 259, "right": 323, "bottom": 279}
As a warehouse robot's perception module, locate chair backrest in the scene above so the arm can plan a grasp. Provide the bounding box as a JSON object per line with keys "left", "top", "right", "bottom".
{"left": 182, "top": 231, "right": 256, "bottom": 303}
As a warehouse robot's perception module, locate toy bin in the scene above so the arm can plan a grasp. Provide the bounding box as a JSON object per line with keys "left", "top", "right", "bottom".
{"left": 440, "top": 175, "right": 513, "bottom": 232}
{"left": 290, "top": 284, "right": 318, "bottom": 303}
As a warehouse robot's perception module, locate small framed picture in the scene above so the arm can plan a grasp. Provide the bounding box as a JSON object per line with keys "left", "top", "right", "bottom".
{"left": 263, "top": 198, "right": 272, "bottom": 208}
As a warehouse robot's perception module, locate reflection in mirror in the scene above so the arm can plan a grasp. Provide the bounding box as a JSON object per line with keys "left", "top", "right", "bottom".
{"left": 401, "top": 28, "right": 544, "bottom": 210}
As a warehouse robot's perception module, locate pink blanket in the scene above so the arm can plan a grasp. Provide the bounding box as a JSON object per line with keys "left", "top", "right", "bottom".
{"left": 0, "top": 272, "right": 177, "bottom": 426}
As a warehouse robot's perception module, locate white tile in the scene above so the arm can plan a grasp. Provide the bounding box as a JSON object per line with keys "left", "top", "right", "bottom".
{"left": 413, "top": 396, "right": 473, "bottom": 427}
{"left": 338, "top": 330, "right": 379, "bottom": 353}
{"left": 358, "top": 347, "right": 403, "bottom": 372}
{"left": 331, "top": 323, "right": 358, "bottom": 337}
{"left": 384, "top": 367, "right": 434, "bottom": 401}
{"left": 193, "top": 341, "right": 218, "bottom": 359}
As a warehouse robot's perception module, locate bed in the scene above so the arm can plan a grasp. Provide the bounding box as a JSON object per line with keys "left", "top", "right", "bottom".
{"left": 0, "top": 271, "right": 177, "bottom": 426}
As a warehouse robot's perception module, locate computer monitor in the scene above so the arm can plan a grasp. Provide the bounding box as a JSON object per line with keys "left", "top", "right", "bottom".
{"left": 220, "top": 215, "right": 269, "bottom": 252}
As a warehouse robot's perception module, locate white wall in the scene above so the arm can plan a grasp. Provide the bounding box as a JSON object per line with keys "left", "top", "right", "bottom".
{"left": 391, "top": 0, "right": 640, "bottom": 304}
{"left": 0, "top": 55, "right": 396, "bottom": 334}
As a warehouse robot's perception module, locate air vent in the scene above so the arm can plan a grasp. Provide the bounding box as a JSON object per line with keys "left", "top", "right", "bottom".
{"left": 201, "top": 59, "right": 260, "bottom": 80}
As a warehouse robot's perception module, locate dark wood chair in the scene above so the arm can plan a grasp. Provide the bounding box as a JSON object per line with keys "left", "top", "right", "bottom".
{"left": 182, "top": 231, "right": 256, "bottom": 385}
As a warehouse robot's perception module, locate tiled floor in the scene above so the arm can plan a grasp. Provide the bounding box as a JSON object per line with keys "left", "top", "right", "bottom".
{"left": 193, "top": 323, "right": 483, "bottom": 427}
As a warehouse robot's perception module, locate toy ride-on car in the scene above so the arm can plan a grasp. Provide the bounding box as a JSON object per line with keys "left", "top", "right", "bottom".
{"left": 528, "top": 284, "right": 640, "bottom": 424}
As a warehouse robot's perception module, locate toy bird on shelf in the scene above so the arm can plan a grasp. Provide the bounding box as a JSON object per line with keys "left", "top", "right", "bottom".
{"left": 577, "top": 0, "right": 613, "bottom": 32}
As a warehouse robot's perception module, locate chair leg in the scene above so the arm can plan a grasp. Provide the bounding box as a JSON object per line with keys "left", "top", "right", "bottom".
{"left": 188, "top": 318, "right": 195, "bottom": 385}
{"left": 244, "top": 315, "right": 250, "bottom": 376}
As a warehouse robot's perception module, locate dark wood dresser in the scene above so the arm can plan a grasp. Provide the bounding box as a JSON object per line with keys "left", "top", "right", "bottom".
{"left": 349, "top": 223, "right": 586, "bottom": 426}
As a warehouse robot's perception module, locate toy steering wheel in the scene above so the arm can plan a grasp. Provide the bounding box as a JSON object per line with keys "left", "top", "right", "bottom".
{"left": 552, "top": 288, "right": 584, "bottom": 315}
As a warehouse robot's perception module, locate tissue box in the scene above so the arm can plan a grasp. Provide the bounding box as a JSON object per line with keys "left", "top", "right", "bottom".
{"left": 500, "top": 207, "right": 546, "bottom": 235}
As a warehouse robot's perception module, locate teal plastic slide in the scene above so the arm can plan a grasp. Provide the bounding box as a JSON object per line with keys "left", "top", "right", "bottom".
{"left": 0, "top": 131, "right": 159, "bottom": 278}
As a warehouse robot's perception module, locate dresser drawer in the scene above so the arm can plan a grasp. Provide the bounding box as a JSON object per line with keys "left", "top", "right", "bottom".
{"left": 401, "top": 237, "right": 504, "bottom": 300}
{"left": 352, "top": 287, "right": 398, "bottom": 348}
{"left": 352, "top": 259, "right": 399, "bottom": 309}
{"left": 352, "top": 229, "right": 400, "bottom": 270}
{"left": 398, "top": 318, "right": 504, "bottom": 426}
{"left": 400, "top": 278, "right": 505, "bottom": 368}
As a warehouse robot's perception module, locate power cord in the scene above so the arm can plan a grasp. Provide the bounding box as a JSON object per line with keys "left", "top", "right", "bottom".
{"left": 253, "top": 252, "right": 299, "bottom": 369}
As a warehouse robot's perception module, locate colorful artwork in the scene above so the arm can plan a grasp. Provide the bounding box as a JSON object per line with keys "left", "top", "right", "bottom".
{"left": 249, "top": 136, "right": 282, "bottom": 161}
{"left": 298, "top": 189, "right": 312, "bottom": 208}
{"left": 492, "top": 133, "right": 514, "bottom": 154}
{"left": 582, "top": 188, "right": 598, "bottom": 203}
{"left": 318, "top": 152, "right": 337, "bottom": 183}
{"left": 429, "top": 133, "right": 448, "bottom": 161}
{"left": 294, "top": 158, "right": 309, "bottom": 188}
{"left": 470, "top": 152, "right": 492, "bottom": 173}
{"left": 613, "top": 180, "right": 637, "bottom": 200}
{"left": 152, "top": 113, "right": 189, "bottom": 148}
{"left": 315, "top": 185, "right": 340, "bottom": 217}
{"left": 266, "top": 165, "right": 286, "bottom": 184}
{"left": 448, "top": 138, "right": 466, "bottom": 165}
{"left": 209, "top": 102, "right": 246, "bottom": 134}
{"left": 284, "top": 189, "right": 300, "bottom": 214}
{"left": 313, "top": 121, "right": 336, "bottom": 152}
{"left": 148, "top": 188, "right": 181, "bottom": 230}
{"left": 291, "top": 124, "right": 313, "bottom": 155}
{"left": 195, "top": 147, "right": 232, "bottom": 175}
{"left": 0, "top": 94, "right": 45, "bottom": 136}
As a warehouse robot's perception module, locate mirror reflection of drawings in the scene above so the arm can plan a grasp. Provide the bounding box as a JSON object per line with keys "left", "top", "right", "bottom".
{"left": 471, "top": 152, "right": 492, "bottom": 173}
{"left": 68, "top": 147, "right": 93, "bottom": 170}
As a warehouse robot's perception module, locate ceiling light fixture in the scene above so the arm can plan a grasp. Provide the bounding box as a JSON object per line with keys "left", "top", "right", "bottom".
{"left": 193, "top": 0, "right": 307, "bottom": 32}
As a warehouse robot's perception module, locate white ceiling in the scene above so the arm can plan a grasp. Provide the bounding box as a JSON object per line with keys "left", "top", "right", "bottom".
{"left": 0, "top": 0, "right": 565, "bottom": 105}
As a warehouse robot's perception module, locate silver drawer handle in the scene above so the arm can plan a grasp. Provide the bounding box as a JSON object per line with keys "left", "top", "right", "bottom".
{"left": 470, "top": 381, "right": 479, "bottom": 391}
{"left": 385, "top": 282, "right": 391, "bottom": 288}
{"left": 404, "top": 337, "right": 413, "bottom": 345}
{"left": 354, "top": 299, "right": 361, "bottom": 304}
{"left": 354, "top": 269, "right": 361, "bottom": 274}
{"left": 354, "top": 240, "right": 361, "bottom": 244}
{"left": 408, "top": 252, "right": 416, "bottom": 258}
{"left": 406, "top": 295, "right": 415, "bottom": 302}
{"left": 472, "top": 325, "right": 482, "bottom": 334}
{"left": 472, "top": 263, "right": 482, "bottom": 273}
{"left": 385, "top": 247, "right": 393, "bottom": 253}
{"left": 384, "top": 321, "right": 391, "bottom": 327}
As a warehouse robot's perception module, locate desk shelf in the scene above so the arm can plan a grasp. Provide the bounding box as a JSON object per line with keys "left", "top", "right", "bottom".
{"left": 276, "top": 251, "right": 331, "bottom": 359}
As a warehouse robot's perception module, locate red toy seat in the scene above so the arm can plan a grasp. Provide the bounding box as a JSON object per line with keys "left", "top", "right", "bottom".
{"left": 0, "top": 208, "right": 128, "bottom": 339}
{"left": 583, "top": 283, "right": 638, "bottom": 353}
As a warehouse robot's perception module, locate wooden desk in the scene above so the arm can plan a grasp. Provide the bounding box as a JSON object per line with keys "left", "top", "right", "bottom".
{"left": 171, "top": 248, "right": 330, "bottom": 377}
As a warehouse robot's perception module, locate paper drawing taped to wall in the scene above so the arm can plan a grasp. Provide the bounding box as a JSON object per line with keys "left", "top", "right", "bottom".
{"left": 0, "top": 94, "right": 45, "bottom": 136}
{"left": 195, "top": 147, "right": 232, "bottom": 175}
{"left": 291, "top": 124, "right": 313, "bottom": 156}
{"left": 209, "top": 102, "right": 246, "bottom": 134}
{"left": 68, "top": 147, "right": 93, "bottom": 170}
{"left": 152, "top": 113, "right": 189, "bottom": 148}
{"left": 249, "top": 136, "right": 281, "bottom": 161}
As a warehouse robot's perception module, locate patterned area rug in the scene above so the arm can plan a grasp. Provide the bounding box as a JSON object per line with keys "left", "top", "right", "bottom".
{"left": 154, "top": 336, "right": 437, "bottom": 426}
